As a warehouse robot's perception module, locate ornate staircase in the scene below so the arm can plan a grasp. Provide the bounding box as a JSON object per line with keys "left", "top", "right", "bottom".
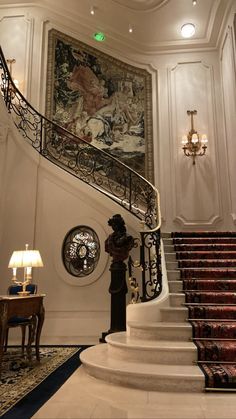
{"left": 80, "top": 232, "right": 205, "bottom": 392}
{"left": 81, "top": 231, "right": 236, "bottom": 392}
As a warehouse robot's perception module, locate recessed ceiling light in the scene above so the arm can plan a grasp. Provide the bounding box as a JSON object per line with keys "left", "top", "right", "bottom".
{"left": 93, "top": 32, "right": 106, "bottom": 42}
{"left": 192, "top": 0, "right": 197, "bottom": 5}
{"left": 181, "top": 23, "right": 195, "bottom": 38}
{"left": 90, "top": 6, "right": 95, "bottom": 15}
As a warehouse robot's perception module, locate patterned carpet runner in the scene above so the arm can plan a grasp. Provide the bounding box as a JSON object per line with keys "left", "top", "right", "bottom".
{"left": 172, "top": 231, "right": 236, "bottom": 390}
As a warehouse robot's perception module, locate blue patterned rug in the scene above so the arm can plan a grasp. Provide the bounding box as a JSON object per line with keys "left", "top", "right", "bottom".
{"left": 0, "top": 345, "right": 87, "bottom": 418}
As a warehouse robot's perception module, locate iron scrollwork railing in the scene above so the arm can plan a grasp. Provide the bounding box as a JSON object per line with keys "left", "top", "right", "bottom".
{"left": 128, "top": 203, "right": 162, "bottom": 302}
{"left": 0, "top": 46, "right": 162, "bottom": 301}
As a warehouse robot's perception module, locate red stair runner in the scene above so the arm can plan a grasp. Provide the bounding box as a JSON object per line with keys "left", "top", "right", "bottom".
{"left": 172, "top": 231, "right": 236, "bottom": 390}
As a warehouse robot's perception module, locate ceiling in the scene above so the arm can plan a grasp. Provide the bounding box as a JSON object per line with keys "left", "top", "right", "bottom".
{"left": 0, "top": 0, "right": 233, "bottom": 53}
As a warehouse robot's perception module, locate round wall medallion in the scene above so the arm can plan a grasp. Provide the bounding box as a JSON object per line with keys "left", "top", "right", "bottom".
{"left": 62, "top": 226, "right": 100, "bottom": 277}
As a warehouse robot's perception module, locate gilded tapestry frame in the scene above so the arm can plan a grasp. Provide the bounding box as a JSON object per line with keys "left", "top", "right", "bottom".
{"left": 46, "top": 29, "right": 154, "bottom": 181}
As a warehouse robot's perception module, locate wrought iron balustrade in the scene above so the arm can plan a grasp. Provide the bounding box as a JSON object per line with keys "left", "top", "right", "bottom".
{"left": 0, "top": 46, "right": 162, "bottom": 301}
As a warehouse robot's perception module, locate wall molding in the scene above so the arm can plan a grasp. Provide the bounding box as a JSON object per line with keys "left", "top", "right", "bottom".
{"left": 220, "top": 25, "right": 236, "bottom": 222}
{"left": 168, "top": 60, "right": 221, "bottom": 228}
{"left": 174, "top": 214, "right": 222, "bottom": 228}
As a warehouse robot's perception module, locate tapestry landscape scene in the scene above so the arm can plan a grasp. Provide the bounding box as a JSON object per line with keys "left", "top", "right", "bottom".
{"left": 46, "top": 30, "right": 153, "bottom": 178}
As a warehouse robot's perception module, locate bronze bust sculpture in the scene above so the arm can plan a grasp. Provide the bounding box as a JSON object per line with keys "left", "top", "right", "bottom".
{"left": 105, "top": 214, "right": 134, "bottom": 262}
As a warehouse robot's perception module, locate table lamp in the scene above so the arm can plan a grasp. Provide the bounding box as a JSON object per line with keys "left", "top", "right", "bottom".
{"left": 8, "top": 244, "right": 43, "bottom": 296}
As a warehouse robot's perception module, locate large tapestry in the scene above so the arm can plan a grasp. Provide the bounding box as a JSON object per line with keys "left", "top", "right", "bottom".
{"left": 46, "top": 30, "right": 153, "bottom": 180}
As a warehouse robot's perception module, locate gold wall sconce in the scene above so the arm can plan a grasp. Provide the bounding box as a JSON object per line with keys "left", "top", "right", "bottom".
{"left": 6, "top": 58, "right": 19, "bottom": 90}
{"left": 181, "top": 110, "right": 208, "bottom": 165}
{"left": 6, "top": 58, "right": 16, "bottom": 74}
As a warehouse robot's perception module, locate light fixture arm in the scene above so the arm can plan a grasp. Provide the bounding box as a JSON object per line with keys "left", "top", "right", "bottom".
{"left": 187, "top": 109, "right": 197, "bottom": 136}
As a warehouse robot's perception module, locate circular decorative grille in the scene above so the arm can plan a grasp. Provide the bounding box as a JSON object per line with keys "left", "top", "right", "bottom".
{"left": 62, "top": 226, "right": 100, "bottom": 277}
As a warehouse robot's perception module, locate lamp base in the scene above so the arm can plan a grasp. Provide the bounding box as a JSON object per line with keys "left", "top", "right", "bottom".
{"left": 17, "top": 291, "right": 31, "bottom": 296}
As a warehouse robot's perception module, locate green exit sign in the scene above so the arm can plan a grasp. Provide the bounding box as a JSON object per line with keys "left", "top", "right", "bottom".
{"left": 93, "top": 32, "right": 106, "bottom": 42}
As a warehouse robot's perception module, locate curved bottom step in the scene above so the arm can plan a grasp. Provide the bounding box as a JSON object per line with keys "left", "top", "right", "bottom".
{"left": 128, "top": 321, "right": 192, "bottom": 341}
{"left": 106, "top": 332, "right": 197, "bottom": 365}
{"left": 80, "top": 344, "right": 205, "bottom": 392}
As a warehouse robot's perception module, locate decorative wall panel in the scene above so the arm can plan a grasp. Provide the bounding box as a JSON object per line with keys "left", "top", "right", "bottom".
{"left": 169, "top": 61, "right": 221, "bottom": 227}
{"left": 46, "top": 29, "right": 153, "bottom": 180}
{"left": 0, "top": 13, "right": 33, "bottom": 97}
{"left": 221, "top": 28, "right": 236, "bottom": 223}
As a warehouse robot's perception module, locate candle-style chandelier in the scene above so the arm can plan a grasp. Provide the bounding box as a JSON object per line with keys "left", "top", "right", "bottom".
{"left": 181, "top": 110, "right": 208, "bottom": 165}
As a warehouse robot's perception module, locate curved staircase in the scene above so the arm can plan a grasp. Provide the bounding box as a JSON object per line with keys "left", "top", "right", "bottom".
{"left": 81, "top": 232, "right": 205, "bottom": 392}
{"left": 81, "top": 231, "right": 236, "bottom": 392}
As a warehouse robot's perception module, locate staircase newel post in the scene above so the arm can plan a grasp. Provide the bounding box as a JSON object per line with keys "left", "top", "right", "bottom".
{"left": 100, "top": 214, "right": 134, "bottom": 343}
{"left": 108, "top": 260, "right": 127, "bottom": 333}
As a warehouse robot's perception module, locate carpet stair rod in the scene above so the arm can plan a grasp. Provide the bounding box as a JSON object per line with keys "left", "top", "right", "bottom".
{"left": 190, "top": 338, "right": 236, "bottom": 341}
{"left": 183, "top": 303, "right": 236, "bottom": 306}
{"left": 195, "top": 361, "right": 236, "bottom": 365}
{"left": 183, "top": 290, "right": 236, "bottom": 292}
{"left": 205, "top": 388, "right": 236, "bottom": 392}
{"left": 188, "top": 318, "right": 236, "bottom": 321}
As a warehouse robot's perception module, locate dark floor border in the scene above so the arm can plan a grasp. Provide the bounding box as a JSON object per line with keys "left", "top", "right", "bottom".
{"left": 1, "top": 345, "right": 90, "bottom": 419}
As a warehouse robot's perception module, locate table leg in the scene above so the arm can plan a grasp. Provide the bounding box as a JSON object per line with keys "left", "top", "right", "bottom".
{"left": 0, "top": 302, "right": 8, "bottom": 377}
{"left": 35, "top": 304, "right": 45, "bottom": 361}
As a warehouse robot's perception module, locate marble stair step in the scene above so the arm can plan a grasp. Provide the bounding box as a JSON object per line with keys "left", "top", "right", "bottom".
{"left": 105, "top": 332, "right": 197, "bottom": 365}
{"left": 168, "top": 280, "right": 183, "bottom": 293}
{"left": 163, "top": 236, "right": 173, "bottom": 241}
{"left": 161, "top": 307, "right": 188, "bottom": 322}
{"left": 128, "top": 320, "right": 192, "bottom": 341}
{"left": 163, "top": 238, "right": 174, "bottom": 246}
{"left": 163, "top": 244, "right": 175, "bottom": 252}
{"left": 169, "top": 293, "right": 185, "bottom": 306}
{"left": 166, "top": 261, "right": 179, "bottom": 270}
{"left": 165, "top": 253, "right": 177, "bottom": 262}
{"left": 162, "top": 232, "right": 172, "bottom": 238}
{"left": 167, "top": 270, "right": 181, "bottom": 280}
{"left": 80, "top": 344, "right": 204, "bottom": 392}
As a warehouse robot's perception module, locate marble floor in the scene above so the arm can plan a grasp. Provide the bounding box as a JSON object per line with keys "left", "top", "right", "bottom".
{"left": 32, "top": 365, "right": 236, "bottom": 419}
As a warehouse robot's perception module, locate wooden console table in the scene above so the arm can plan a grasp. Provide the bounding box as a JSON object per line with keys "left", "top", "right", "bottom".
{"left": 0, "top": 294, "right": 45, "bottom": 374}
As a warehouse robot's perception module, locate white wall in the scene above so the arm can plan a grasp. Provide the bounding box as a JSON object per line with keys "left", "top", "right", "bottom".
{"left": 0, "top": 2, "right": 236, "bottom": 342}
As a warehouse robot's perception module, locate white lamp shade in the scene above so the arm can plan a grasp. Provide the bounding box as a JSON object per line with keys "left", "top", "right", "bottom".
{"left": 9, "top": 249, "right": 43, "bottom": 268}
{"left": 181, "top": 135, "right": 188, "bottom": 145}
{"left": 201, "top": 134, "right": 208, "bottom": 143}
{"left": 192, "top": 133, "right": 198, "bottom": 143}
{"left": 8, "top": 251, "right": 23, "bottom": 268}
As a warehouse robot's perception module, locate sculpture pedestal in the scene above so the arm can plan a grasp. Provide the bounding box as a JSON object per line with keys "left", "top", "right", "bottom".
{"left": 100, "top": 261, "right": 127, "bottom": 343}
